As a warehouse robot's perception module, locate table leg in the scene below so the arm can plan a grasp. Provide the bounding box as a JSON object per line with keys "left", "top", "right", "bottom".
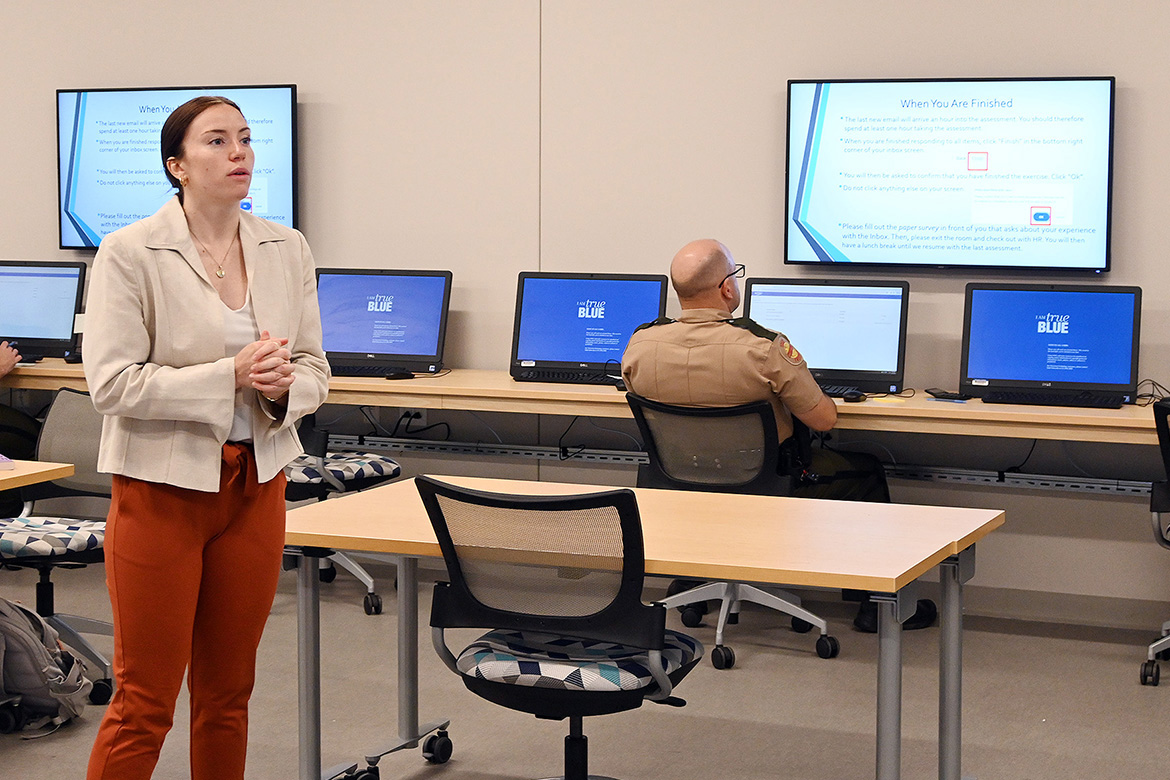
{"left": 876, "top": 597, "right": 903, "bottom": 780}
{"left": 398, "top": 555, "right": 419, "bottom": 742}
{"left": 939, "top": 546, "right": 976, "bottom": 780}
{"left": 297, "top": 551, "right": 322, "bottom": 780}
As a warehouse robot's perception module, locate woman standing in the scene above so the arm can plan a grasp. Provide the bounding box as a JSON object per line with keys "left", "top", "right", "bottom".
{"left": 84, "top": 96, "right": 329, "bottom": 780}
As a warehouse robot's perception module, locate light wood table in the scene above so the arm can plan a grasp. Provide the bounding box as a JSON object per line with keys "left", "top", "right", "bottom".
{"left": 5, "top": 361, "right": 1157, "bottom": 444}
{"left": 285, "top": 475, "right": 1004, "bottom": 780}
{"left": 0, "top": 460, "right": 74, "bottom": 491}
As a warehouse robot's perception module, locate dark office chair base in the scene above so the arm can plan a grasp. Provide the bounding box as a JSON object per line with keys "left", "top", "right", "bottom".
{"left": 853, "top": 598, "right": 937, "bottom": 633}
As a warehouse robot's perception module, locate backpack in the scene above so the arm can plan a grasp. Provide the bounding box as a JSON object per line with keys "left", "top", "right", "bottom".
{"left": 0, "top": 597, "right": 92, "bottom": 734}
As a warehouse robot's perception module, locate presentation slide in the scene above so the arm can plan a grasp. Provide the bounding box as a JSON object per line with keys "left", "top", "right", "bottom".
{"left": 0, "top": 266, "right": 82, "bottom": 340}
{"left": 516, "top": 278, "right": 664, "bottom": 364}
{"left": 318, "top": 274, "right": 447, "bottom": 356}
{"left": 58, "top": 86, "right": 295, "bottom": 248}
{"left": 965, "top": 289, "right": 1134, "bottom": 385}
{"left": 787, "top": 79, "right": 1113, "bottom": 269}
{"left": 748, "top": 285, "right": 902, "bottom": 372}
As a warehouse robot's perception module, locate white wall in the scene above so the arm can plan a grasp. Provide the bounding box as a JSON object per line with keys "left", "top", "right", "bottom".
{"left": 4, "top": 0, "right": 1170, "bottom": 623}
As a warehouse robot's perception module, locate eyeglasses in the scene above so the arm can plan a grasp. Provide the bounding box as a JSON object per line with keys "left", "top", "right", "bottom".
{"left": 719, "top": 264, "right": 746, "bottom": 287}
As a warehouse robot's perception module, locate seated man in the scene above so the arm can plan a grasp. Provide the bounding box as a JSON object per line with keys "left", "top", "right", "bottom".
{"left": 622, "top": 238, "right": 933, "bottom": 631}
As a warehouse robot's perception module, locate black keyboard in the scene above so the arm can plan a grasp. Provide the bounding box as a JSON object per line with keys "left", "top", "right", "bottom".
{"left": 331, "top": 365, "right": 414, "bottom": 379}
{"left": 819, "top": 384, "right": 860, "bottom": 398}
{"left": 515, "top": 370, "right": 621, "bottom": 386}
{"left": 982, "top": 390, "right": 1125, "bottom": 409}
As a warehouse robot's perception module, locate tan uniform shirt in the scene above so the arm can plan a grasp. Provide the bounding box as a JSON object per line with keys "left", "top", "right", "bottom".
{"left": 621, "top": 308, "right": 825, "bottom": 442}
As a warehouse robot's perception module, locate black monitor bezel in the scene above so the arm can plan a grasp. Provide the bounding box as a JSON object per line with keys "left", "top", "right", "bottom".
{"left": 744, "top": 276, "right": 910, "bottom": 393}
{"left": 314, "top": 268, "right": 454, "bottom": 375}
{"left": 0, "top": 259, "right": 87, "bottom": 358}
{"left": 509, "top": 271, "right": 669, "bottom": 375}
{"left": 959, "top": 282, "right": 1142, "bottom": 399}
{"left": 56, "top": 83, "right": 299, "bottom": 250}
{"left": 784, "top": 75, "right": 1116, "bottom": 273}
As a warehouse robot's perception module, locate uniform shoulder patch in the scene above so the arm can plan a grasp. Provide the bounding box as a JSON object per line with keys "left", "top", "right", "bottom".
{"left": 776, "top": 335, "right": 803, "bottom": 366}
{"left": 631, "top": 316, "right": 675, "bottom": 334}
{"left": 726, "top": 316, "right": 780, "bottom": 341}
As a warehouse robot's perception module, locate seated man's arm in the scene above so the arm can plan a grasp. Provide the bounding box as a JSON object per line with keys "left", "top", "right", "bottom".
{"left": 795, "top": 393, "right": 837, "bottom": 432}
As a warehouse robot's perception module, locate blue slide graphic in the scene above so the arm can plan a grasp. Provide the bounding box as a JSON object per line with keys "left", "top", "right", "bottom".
{"left": 318, "top": 274, "right": 447, "bottom": 356}
{"left": 516, "top": 278, "right": 663, "bottom": 364}
{"left": 966, "top": 289, "right": 1134, "bottom": 385}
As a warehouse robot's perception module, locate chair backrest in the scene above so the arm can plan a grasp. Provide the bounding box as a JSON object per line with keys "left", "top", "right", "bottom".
{"left": 625, "top": 392, "right": 797, "bottom": 495}
{"left": 1150, "top": 401, "right": 1170, "bottom": 547}
{"left": 25, "top": 388, "right": 111, "bottom": 503}
{"left": 0, "top": 404, "right": 41, "bottom": 460}
{"left": 416, "top": 475, "right": 665, "bottom": 650}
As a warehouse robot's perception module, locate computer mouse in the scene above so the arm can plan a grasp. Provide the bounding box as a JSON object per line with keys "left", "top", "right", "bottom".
{"left": 842, "top": 390, "right": 867, "bottom": 403}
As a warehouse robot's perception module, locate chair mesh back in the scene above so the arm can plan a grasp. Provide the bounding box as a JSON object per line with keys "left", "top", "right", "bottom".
{"left": 641, "top": 407, "right": 766, "bottom": 486}
{"left": 35, "top": 390, "right": 111, "bottom": 497}
{"left": 434, "top": 493, "right": 625, "bottom": 617}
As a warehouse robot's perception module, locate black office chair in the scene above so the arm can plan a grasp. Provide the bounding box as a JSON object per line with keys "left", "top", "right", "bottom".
{"left": 284, "top": 413, "right": 402, "bottom": 615}
{"left": 416, "top": 475, "right": 703, "bottom": 780}
{"left": 0, "top": 403, "right": 41, "bottom": 517}
{"left": 1140, "top": 399, "right": 1170, "bottom": 685}
{"left": 0, "top": 388, "right": 113, "bottom": 704}
{"left": 626, "top": 392, "right": 839, "bottom": 669}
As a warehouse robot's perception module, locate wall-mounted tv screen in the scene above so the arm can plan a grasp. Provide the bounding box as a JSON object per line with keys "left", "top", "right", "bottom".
{"left": 786, "top": 77, "right": 1114, "bottom": 272}
{"left": 57, "top": 84, "right": 297, "bottom": 249}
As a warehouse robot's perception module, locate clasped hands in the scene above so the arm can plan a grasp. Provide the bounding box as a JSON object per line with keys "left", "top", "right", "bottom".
{"left": 235, "top": 330, "right": 294, "bottom": 403}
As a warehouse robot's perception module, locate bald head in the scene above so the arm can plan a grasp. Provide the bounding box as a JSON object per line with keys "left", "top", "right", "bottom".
{"left": 670, "top": 239, "right": 739, "bottom": 310}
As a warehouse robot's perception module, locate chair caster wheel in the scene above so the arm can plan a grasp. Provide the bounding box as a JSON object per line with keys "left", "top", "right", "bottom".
{"left": 816, "top": 635, "right": 840, "bottom": 659}
{"left": 711, "top": 645, "right": 735, "bottom": 669}
{"left": 1140, "top": 660, "right": 1160, "bottom": 686}
{"left": 423, "top": 730, "right": 453, "bottom": 763}
{"left": 0, "top": 703, "right": 19, "bottom": 734}
{"left": 680, "top": 606, "right": 705, "bottom": 628}
{"left": 319, "top": 563, "right": 337, "bottom": 583}
{"left": 791, "top": 617, "right": 814, "bottom": 633}
{"left": 89, "top": 678, "right": 114, "bottom": 704}
{"left": 363, "top": 593, "right": 383, "bottom": 615}
{"left": 352, "top": 767, "right": 379, "bottom": 780}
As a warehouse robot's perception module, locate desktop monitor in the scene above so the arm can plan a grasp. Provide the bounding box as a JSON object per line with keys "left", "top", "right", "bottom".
{"left": 959, "top": 283, "right": 1141, "bottom": 402}
{"left": 0, "top": 260, "right": 87, "bottom": 361}
{"left": 743, "top": 278, "right": 910, "bottom": 394}
{"left": 315, "top": 268, "right": 453, "bottom": 376}
{"left": 510, "top": 272, "right": 668, "bottom": 384}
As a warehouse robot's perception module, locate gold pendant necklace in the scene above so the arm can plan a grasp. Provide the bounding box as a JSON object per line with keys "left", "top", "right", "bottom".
{"left": 190, "top": 230, "right": 238, "bottom": 279}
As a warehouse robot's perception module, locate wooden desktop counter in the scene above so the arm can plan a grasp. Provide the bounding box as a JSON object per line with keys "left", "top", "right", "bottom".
{"left": 3, "top": 361, "right": 1157, "bottom": 445}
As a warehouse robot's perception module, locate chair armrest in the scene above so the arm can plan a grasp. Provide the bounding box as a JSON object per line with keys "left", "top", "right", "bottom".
{"left": 1152, "top": 511, "right": 1170, "bottom": 551}
{"left": 431, "top": 627, "right": 461, "bottom": 676}
{"left": 643, "top": 649, "right": 674, "bottom": 702}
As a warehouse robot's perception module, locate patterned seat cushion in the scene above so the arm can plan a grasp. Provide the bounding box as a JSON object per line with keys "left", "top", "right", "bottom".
{"left": 285, "top": 452, "right": 401, "bottom": 485}
{"left": 0, "top": 516, "right": 105, "bottom": 560}
{"left": 456, "top": 629, "right": 703, "bottom": 692}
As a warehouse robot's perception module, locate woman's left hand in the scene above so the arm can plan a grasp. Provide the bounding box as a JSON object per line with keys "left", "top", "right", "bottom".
{"left": 248, "top": 330, "right": 295, "bottom": 401}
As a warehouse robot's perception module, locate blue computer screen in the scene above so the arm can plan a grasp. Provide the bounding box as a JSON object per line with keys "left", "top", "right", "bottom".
{"left": 317, "top": 272, "right": 448, "bottom": 357}
{"left": 965, "top": 288, "right": 1136, "bottom": 385}
{"left": 515, "top": 277, "right": 664, "bottom": 364}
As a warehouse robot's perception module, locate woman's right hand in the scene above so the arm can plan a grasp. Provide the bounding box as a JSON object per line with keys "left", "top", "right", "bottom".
{"left": 234, "top": 331, "right": 291, "bottom": 391}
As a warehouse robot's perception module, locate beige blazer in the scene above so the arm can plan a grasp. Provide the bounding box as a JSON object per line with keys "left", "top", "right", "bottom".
{"left": 84, "top": 197, "right": 330, "bottom": 492}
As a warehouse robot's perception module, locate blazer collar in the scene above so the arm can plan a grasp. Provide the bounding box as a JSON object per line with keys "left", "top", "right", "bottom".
{"left": 144, "top": 196, "right": 287, "bottom": 285}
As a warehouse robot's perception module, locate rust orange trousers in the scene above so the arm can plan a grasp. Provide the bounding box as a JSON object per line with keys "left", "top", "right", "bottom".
{"left": 87, "top": 443, "right": 286, "bottom": 780}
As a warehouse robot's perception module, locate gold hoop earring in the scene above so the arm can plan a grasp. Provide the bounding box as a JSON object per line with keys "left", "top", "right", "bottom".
{"left": 179, "top": 175, "right": 189, "bottom": 188}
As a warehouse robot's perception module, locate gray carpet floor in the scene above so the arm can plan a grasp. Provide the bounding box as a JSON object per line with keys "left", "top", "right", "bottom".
{"left": 1, "top": 559, "right": 1166, "bottom": 779}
